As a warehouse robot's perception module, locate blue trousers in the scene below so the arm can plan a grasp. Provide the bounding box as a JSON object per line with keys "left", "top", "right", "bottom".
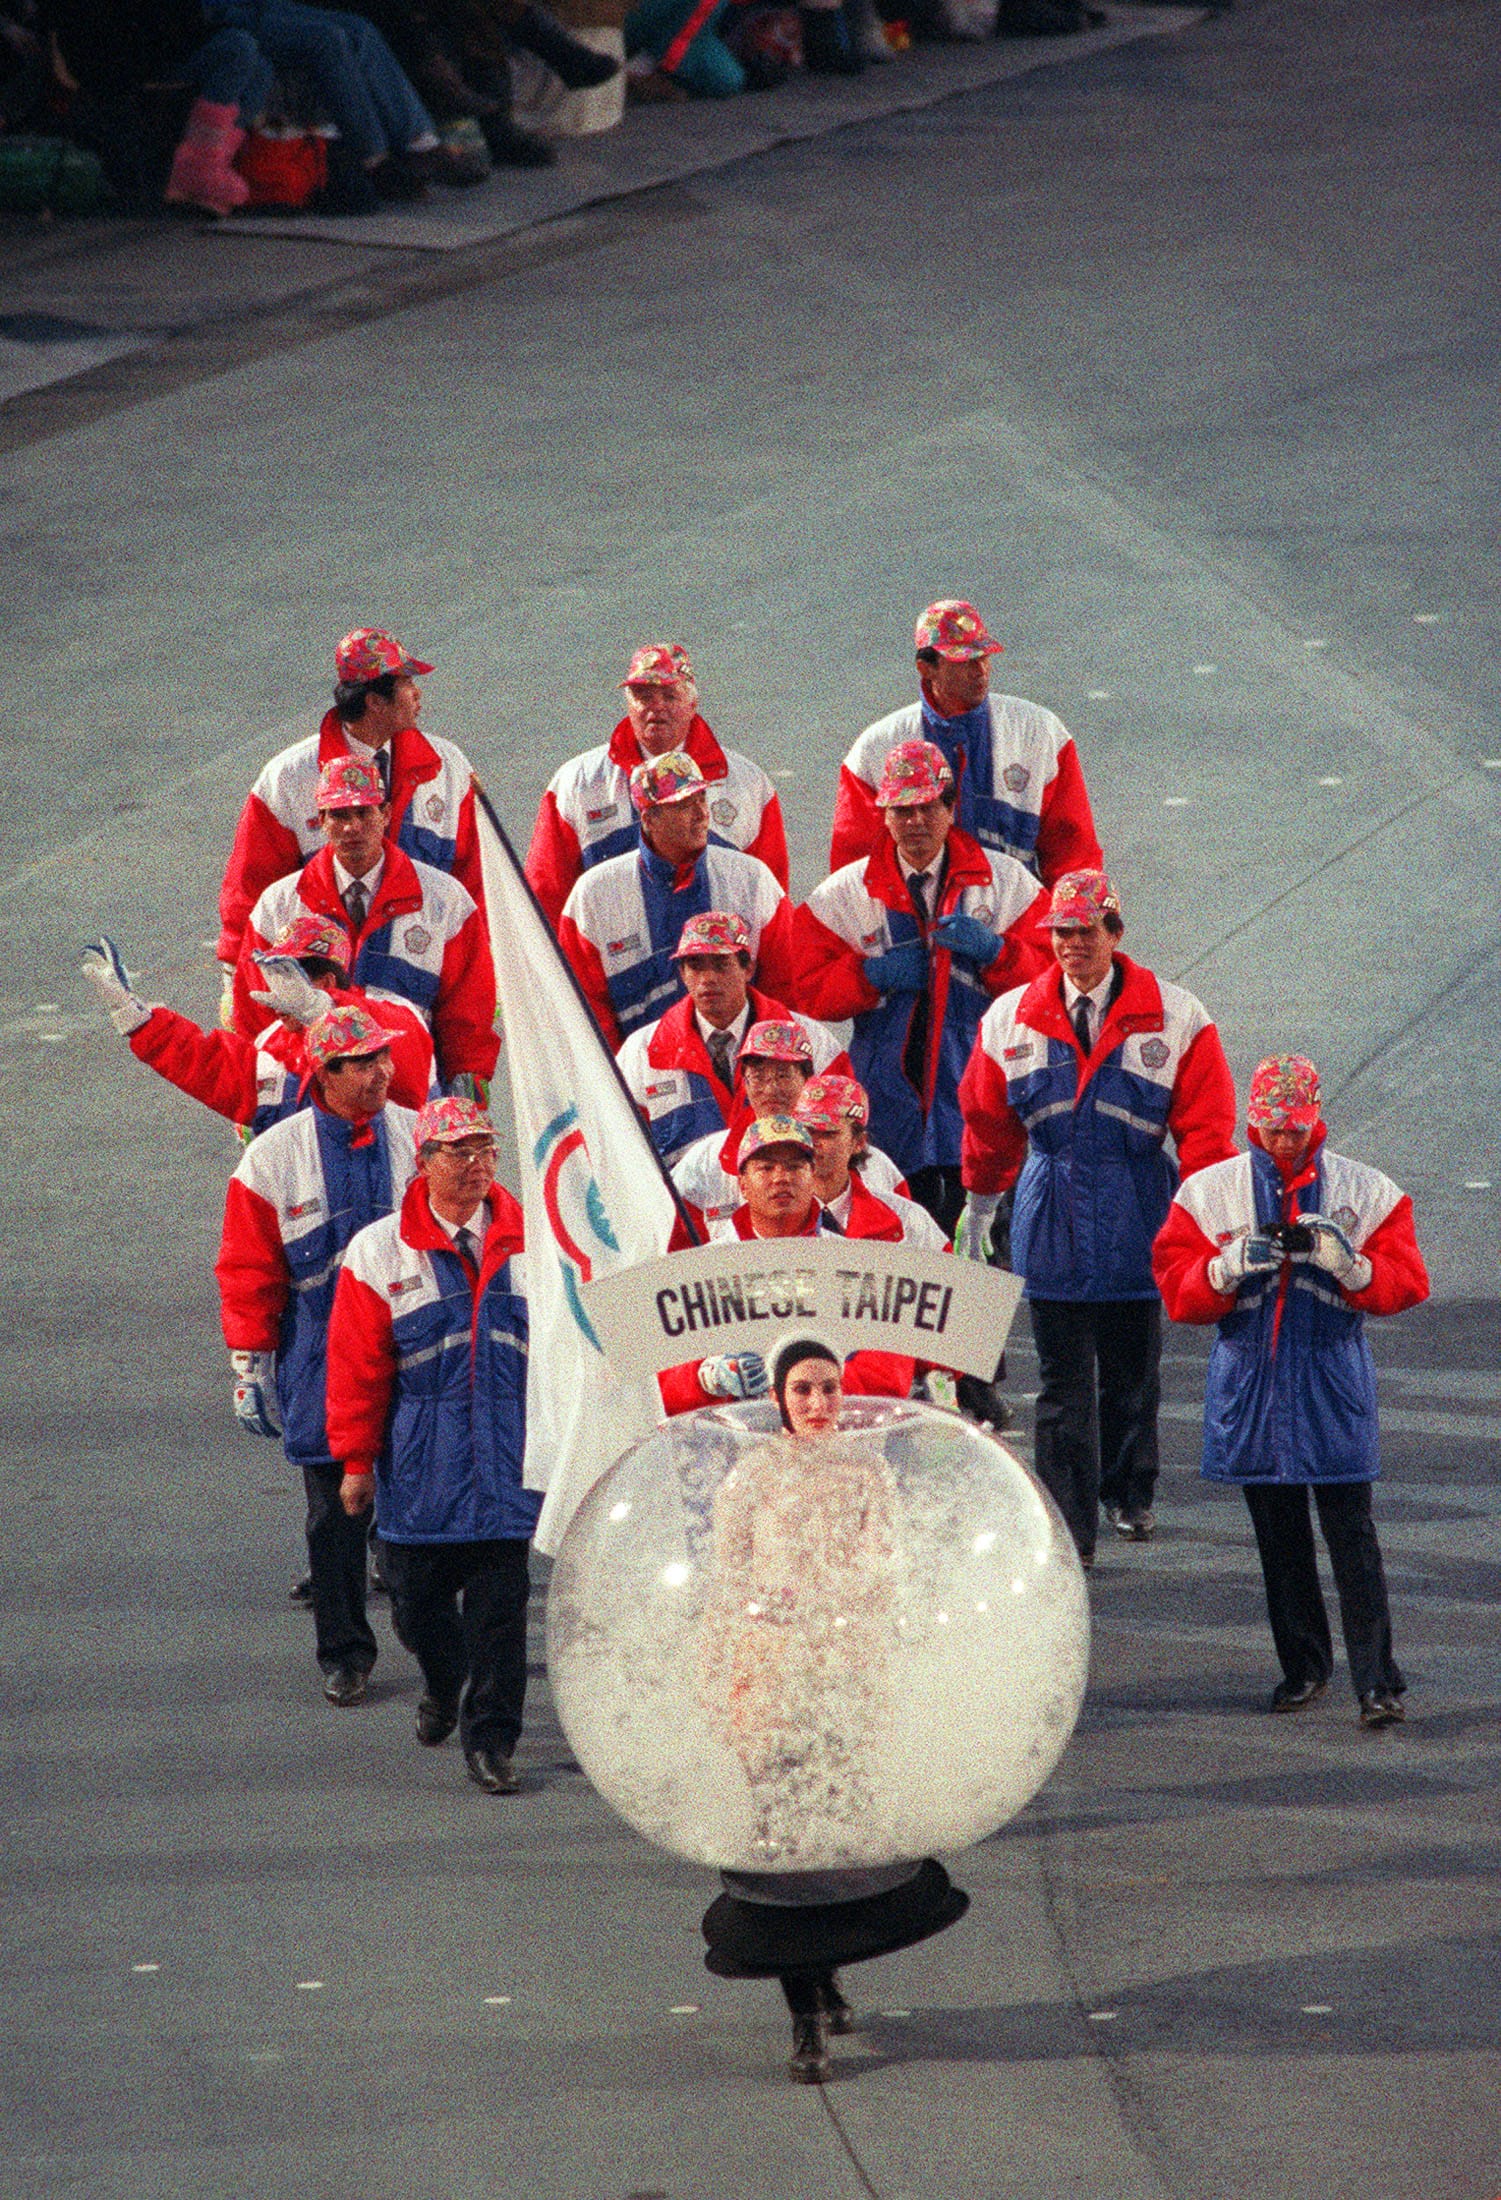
{"left": 184, "top": 29, "right": 278, "bottom": 122}
{"left": 205, "top": 2, "right": 435, "bottom": 158}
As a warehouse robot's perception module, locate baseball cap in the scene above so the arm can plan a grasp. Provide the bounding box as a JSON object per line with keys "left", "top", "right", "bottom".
{"left": 305, "top": 1005, "right": 390, "bottom": 1071}
{"left": 316, "top": 755, "right": 386, "bottom": 812}
{"left": 334, "top": 628, "right": 433, "bottom": 684}
{"left": 875, "top": 738, "right": 955, "bottom": 808}
{"left": 737, "top": 1114, "right": 814, "bottom": 1168}
{"left": 1046, "top": 869, "right": 1122, "bottom": 929}
{"left": 914, "top": 600, "right": 1002, "bottom": 660}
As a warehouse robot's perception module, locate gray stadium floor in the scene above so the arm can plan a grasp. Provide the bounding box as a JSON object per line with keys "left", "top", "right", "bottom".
{"left": 1, "top": 1, "right": 1497, "bottom": 2193}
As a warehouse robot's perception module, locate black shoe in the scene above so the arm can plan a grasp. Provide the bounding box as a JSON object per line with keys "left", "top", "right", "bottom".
{"left": 1078, "top": 1548, "right": 1095, "bottom": 1571}
{"left": 1359, "top": 1689, "right": 1405, "bottom": 1729}
{"left": 323, "top": 1665, "right": 369, "bottom": 1707}
{"left": 416, "top": 1694, "right": 459, "bottom": 1746}
{"left": 800, "top": 4, "right": 863, "bottom": 71}
{"left": 403, "top": 141, "right": 488, "bottom": 189}
{"left": 289, "top": 1574, "right": 313, "bottom": 1605}
{"left": 788, "top": 2011, "right": 831, "bottom": 2083}
{"left": 955, "top": 1375, "right": 1014, "bottom": 1431}
{"left": 1107, "top": 1505, "right": 1155, "bottom": 1543}
{"left": 479, "top": 112, "right": 556, "bottom": 169}
{"left": 1268, "top": 1676, "right": 1327, "bottom": 1714}
{"left": 370, "top": 155, "right": 428, "bottom": 202}
{"left": 465, "top": 1745, "right": 520, "bottom": 1794}
{"left": 321, "top": 146, "right": 382, "bottom": 215}
{"left": 512, "top": 3, "right": 621, "bottom": 88}
{"left": 817, "top": 1978, "right": 855, "bottom": 2035}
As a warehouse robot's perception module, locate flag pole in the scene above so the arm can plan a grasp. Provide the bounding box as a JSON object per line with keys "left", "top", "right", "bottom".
{"left": 473, "top": 784, "right": 708, "bottom": 1247}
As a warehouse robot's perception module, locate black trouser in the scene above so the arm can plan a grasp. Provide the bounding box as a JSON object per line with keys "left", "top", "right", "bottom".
{"left": 1241, "top": 1481, "right": 1404, "bottom": 1702}
{"left": 302, "top": 1464, "right": 377, "bottom": 1676}
{"left": 905, "top": 1164, "right": 966, "bottom": 1239}
{"left": 381, "top": 1538, "right": 532, "bottom": 1753}
{"left": 1028, "top": 1298, "right": 1161, "bottom": 1556}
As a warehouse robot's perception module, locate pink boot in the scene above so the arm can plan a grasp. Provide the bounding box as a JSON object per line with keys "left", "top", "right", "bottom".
{"left": 165, "top": 99, "right": 251, "bottom": 217}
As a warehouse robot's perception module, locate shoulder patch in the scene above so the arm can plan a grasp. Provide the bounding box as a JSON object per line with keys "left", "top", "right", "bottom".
{"left": 403, "top": 924, "right": 431, "bottom": 955}
{"left": 711, "top": 798, "right": 738, "bottom": 829}
{"left": 425, "top": 794, "right": 445, "bottom": 823}
{"left": 1139, "top": 1036, "right": 1170, "bottom": 1069}
{"left": 1002, "top": 763, "right": 1030, "bottom": 794}
{"left": 286, "top": 1197, "right": 323, "bottom": 1220}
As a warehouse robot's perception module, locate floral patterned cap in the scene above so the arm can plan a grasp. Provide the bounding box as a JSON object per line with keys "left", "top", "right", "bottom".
{"left": 304, "top": 1004, "right": 390, "bottom": 1070}
{"left": 1046, "top": 869, "right": 1122, "bottom": 929}
{"left": 254, "top": 915, "right": 349, "bottom": 974}
{"left": 620, "top": 642, "right": 694, "bottom": 689}
{"left": 737, "top": 1114, "right": 814, "bottom": 1168}
{"left": 740, "top": 1019, "right": 813, "bottom": 1064}
{"left": 629, "top": 749, "right": 706, "bottom": 813}
{"left": 316, "top": 755, "right": 386, "bottom": 812}
{"left": 875, "top": 737, "right": 955, "bottom": 808}
{"left": 415, "top": 1095, "right": 495, "bottom": 1148}
{"left": 794, "top": 1072, "right": 870, "bottom": 1130}
{"left": 674, "top": 910, "right": 752, "bottom": 960}
{"left": 1247, "top": 1055, "right": 1321, "bottom": 1132}
{"left": 914, "top": 599, "right": 1003, "bottom": 660}
{"left": 334, "top": 628, "right": 433, "bottom": 683}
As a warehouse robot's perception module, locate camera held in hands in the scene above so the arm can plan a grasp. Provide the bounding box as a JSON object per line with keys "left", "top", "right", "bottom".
{"left": 1265, "top": 1220, "right": 1314, "bottom": 1255}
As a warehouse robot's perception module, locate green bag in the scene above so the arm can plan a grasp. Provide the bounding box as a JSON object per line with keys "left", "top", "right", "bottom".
{"left": 0, "top": 135, "right": 113, "bottom": 215}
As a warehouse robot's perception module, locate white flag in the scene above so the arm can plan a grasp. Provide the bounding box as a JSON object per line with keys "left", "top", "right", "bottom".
{"left": 475, "top": 799, "right": 681, "bottom": 1553}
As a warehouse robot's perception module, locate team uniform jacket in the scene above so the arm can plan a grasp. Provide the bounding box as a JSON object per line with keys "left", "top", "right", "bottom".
{"left": 325, "top": 1176, "right": 541, "bottom": 1542}
{"left": 616, "top": 988, "right": 849, "bottom": 1170}
{"left": 830, "top": 695, "right": 1102, "bottom": 884}
{"left": 959, "top": 956, "right": 1236, "bottom": 1303}
{"left": 128, "top": 990, "right": 434, "bottom": 1134}
{"left": 1152, "top": 1137, "right": 1429, "bottom": 1485}
{"left": 672, "top": 1126, "right": 909, "bottom": 1235}
{"left": 216, "top": 1100, "right": 418, "bottom": 1467}
{"left": 233, "top": 840, "right": 498, "bottom": 1084}
{"left": 657, "top": 1199, "right": 914, "bottom": 1415}
{"left": 525, "top": 714, "right": 789, "bottom": 928}
{"left": 828, "top": 1171, "right": 949, "bottom": 1251}
{"left": 218, "top": 711, "right": 482, "bottom": 963}
{"left": 557, "top": 842, "right": 797, "bottom": 1051}
{"left": 793, "top": 828, "right": 1049, "bottom": 1178}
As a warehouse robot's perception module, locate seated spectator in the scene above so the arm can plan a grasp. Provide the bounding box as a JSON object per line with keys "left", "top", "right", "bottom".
{"left": 527, "top": 641, "right": 788, "bottom": 931}
{"left": 623, "top": 0, "right": 744, "bottom": 98}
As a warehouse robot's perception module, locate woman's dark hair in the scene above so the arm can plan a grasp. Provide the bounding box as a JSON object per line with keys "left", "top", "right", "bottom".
{"left": 771, "top": 1336, "right": 841, "bottom": 1430}
{"left": 333, "top": 672, "right": 400, "bottom": 723}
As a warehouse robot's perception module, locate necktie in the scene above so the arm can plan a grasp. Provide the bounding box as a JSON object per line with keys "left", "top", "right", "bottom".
{"left": 1072, "top": 994, "right": 1094, "bottom": 1056}
{"left": 455, "top": 1225, "right": 478, "bottom": 1270}
{"left": 343, "top": 878, "right": 368, "bottom": 932}
{"left": 909, "top": 870, "right": 932, "bottom": 926}
{"left": 707, "top": 1027, "right": 735, "bottom": 1090}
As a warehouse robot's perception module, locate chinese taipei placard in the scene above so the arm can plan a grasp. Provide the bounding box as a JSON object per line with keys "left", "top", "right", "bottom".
{"left": 582, "top": 1238, "right": 1022, "bottom": 1380}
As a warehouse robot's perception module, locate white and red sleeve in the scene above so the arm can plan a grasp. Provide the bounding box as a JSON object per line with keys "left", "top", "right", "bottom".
{"left": 216, "top": 1177, "right": 291, "bottom": 1351}
{"left": 788, "top": 901, "right": 879, "bottom": 1022}
{"left": 745, "top": 792, "right": 790, "bottom": 893}
{"left": 325, "top": 1266, "right": 398, "bottom": 1477}
{"left": 218, "top": 793, "right": 302, "bottom": 966}
{"left": 829, "top": 762, "right": 881, "bottom": 874}
{"left": 523, "top": 788, "right": 584, "bottom": 932}
{"left": 432, "top": 909, "right": 501, "bottom": 1083}
{"left": 1151, "top": 1199, "right": 1235, "bottom": 1325}
{"left": 958, "top": 1023, "right": 1029, "bottom": 1195}
{"left": 130, "top": 1007, "right": 257, "bottom": 1124}
{"left": 1347, "top": 1195, "right": 1430, "bottom": 1317}
{"left": 1167, "top": 1022, "right": 1239, "bottom": 1181}
{"left": 1034, "top": 739, "right": 1104, "bottom": 889}
{"left": 556, "top": 909, "right": 621, "bottom": 1050}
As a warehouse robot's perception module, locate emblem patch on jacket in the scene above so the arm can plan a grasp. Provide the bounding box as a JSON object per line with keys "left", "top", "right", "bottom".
{"left": 1002, "top": 764, "right": 1031, "bottom": 794}
{"left": 586, "top": 803, "right": 619, "bottom": 826}
{"left": 606, "top": 933, "right": 643, "bottom": 960}
{"left": 425, "top": 794, "right": 444, "bottom": 823}
{"left": 711, "top": 799, "right": 738, "bottom": 829}
{"left": 388, "top": 1274, "right": 423, "bottom": 1297}
{"left": 287, "top": 1198, "right": 323, "bottom": 1220}
{"left": 403, "top": 925, "right": 431, "bottom": 955}
{"left": 1003, "top": 1043, "right": 1034, "bottom": 1062}
{"left": 1330, "top": 1205, "right": 1359, "bottom": 1233}
{"left": 1139, "top": 1037, "right": 1171, "bottom": 1069}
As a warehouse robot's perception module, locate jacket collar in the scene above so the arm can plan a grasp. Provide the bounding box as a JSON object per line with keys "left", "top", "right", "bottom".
{"left": 317, "top": 708, "right": 442, "bottom": 789}
{"left": 841, "top": 1172, "right": 906, "bottom": 1242}
{"left": 300, "top": 837, "right": 423, "bottom": 925}
{"left": 1014, "top": 955, "right": 1163, "bottom": 1095}
{"left": 730, "top": 1198, "right": 828, "bottom": 1240}
{"left": 862, "top": 821, "right": 990, "bottom": 911}
{"left": 607, "top": 713, "right": 729, "bottom": 780}
{"left": 399, "top": 1173, "right": 525, "bottom": 1272}
{"left": 638, "top": 838, "right": 704, "bottom": 895}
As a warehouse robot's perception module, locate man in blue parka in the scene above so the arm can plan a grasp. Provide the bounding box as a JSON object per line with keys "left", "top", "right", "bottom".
{"left": 1153, "top": 1054, "right": 1429, "bottom": 1728}
{"left": 327, "top": 1097, "right": 539, "bottom": 1796}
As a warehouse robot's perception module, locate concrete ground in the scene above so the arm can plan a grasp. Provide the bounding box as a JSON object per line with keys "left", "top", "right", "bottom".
{"left": 1, "top": 0, "right": 1497, "bottom": 2194}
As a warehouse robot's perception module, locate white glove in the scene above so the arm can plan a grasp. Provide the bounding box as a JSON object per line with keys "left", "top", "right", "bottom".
{"left": 953, "top": 1193, "right": 1002, "bottom": 1263}
{"left": 250, "top": 955, "right": 328, "bottom": 1027}
{"left": 80, "top": 937, "right": 151, "bottom": 1035}
{"left": 230, "top": 1350, "right": 282, "bottom": 1438}
{"left": 1303, "top": 1214, "right": 1372, "bottom": 1291}
{"left": 1207, "top": 1230, "right": 1280, "bottom": 1293}
{"left": 699, "top": 1352, "right": 770, "bottom": 1400}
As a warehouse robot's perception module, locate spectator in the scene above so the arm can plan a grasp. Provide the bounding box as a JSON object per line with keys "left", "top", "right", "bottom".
{"left": 794, "top": 738, "right": 1049, "bottom": 1234}
{"left": 219, "top": 626, "right": 483, "bottom": 969}
{"left": 830, "top": 600, "right": 1102, "bottom": 886}
{"left": 957, "top": 869, "right": 1236, "bottom": 1565}
{"left": 1153, "top": 1055, "right": 1428, "bottom": 1729}
{"left": 615, "top": 913, "right": 846, "bottom": 1170}
{"left": 526, "top": 642, "right": 788, "bottom": 931}
{"left": 556, "top": 750, "right": 796, "bottom": 1050}
{"left": 233, "top": 754, "right": 498, "bottom": 1098}
{"left": 623, "top": 0, "right": 745, "bottom": 96}
{"left": 328, "top": 1097, "right": 540, "bottom": 1794}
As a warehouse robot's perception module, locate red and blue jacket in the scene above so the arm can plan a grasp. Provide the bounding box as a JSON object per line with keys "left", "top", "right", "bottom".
{"left": 793, "top": 826, "right": 1049, "bottom": 1177}
{"left": 615, "top": 987, "right": 849, "bottom": 1170}
{"left": 128, "top": 989, "right": 434, "bottom": 1134}
{"left": 216, "top": 1099, "right": 418, "bottom": 1467}
{"left": 233, "top": 839, "right": 498, "bottom": 1085}
{"left": 1153, "top": 1134, "right": 1429, "bottom": 1485}
{"left": 525, "top": 714, "right": 788, "bottom": 929}
{"left": 831, "top": 694, "right": 1101, "bottom": 885}
{"left": 959, "top": 956, "right": 1236, "bottom": 1302}
{"left": 557, "top": 840, "right": 797, "bottom": 1051}
{"left": 326, "top": 1177, "right": 540, "bottom": 1543}
{"left": 218, "top": 711, "right": 482, "bottom": 963}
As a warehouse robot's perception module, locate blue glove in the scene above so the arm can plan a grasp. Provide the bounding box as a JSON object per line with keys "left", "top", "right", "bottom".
{"left": 933, "top": 911, "right": 1001, "bottom": 969}
{"left": 699, "top": 1352, "right": 770, "bottom": 1400}
{"left": 863, "top": 941, "right": 927, "bottom": 995}
{"left": 230, "top": 1351, "right": 281, "bottom": 1439}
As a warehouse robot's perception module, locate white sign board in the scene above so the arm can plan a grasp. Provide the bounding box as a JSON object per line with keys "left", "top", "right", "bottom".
{"left": 580, "top": 1238, "right": 1021, "bottom": 1382}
